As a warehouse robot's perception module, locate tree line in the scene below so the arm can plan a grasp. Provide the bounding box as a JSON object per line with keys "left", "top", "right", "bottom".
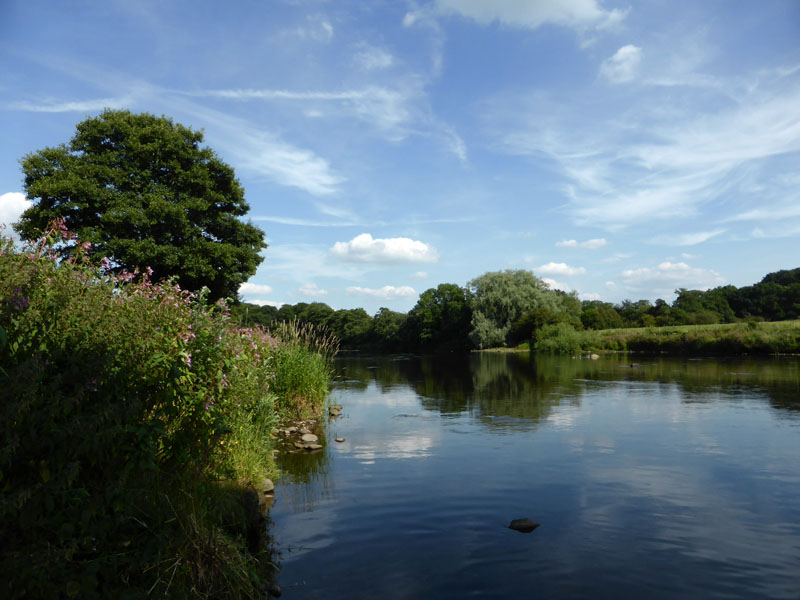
{"left": 233, "top": 267, "right": 800, "bottom": 352}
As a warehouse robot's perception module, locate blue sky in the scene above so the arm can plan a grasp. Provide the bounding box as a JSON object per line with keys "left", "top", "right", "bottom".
{"left": 2, "top": 0, "right": 799, "bottom": 313}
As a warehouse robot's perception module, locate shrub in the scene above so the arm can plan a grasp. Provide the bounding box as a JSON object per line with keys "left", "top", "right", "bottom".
{"left": 0, "top": 222, "right": 334, "bottom": 598}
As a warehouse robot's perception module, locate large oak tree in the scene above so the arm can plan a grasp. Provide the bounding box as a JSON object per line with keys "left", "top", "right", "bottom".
{"left": 14, "top": 109, "right": 266, "bottom": 300}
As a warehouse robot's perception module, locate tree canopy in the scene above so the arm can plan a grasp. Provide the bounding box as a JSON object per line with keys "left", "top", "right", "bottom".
{"left": 14, "top": 109, "right": 266, "bottom": 300}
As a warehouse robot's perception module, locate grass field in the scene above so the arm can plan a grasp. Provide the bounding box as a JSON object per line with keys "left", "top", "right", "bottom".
{"left": 534, "top": 320, "right": 800, "bottom": 355}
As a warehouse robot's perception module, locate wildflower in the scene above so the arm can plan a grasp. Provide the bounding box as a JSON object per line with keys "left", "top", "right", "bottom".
{"left": 145, "top": 266, "right": 153, "bottom": 276}
{"left": 186, "top": 353, "right": 192, "bottom": 367}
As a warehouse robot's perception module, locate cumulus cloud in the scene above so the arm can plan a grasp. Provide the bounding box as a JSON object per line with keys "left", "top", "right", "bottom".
{"left": 346, "top": 285, "right": 417, "bottom": 300}
{"left": 599, "top": 45, "right": 643, "bottom": 83}
{"left": 556, "top": 238, "right": 607, "bottom": 249}
{"left": 249, "top": 300, "right": 284, "bottom": 308}
{"left": 537, "top": 262, "right": 587, "bottom": 276}
{"left": 238, "top": 282, "right": 274, "bottom": 296}
{"left": 621, "top": 261, "right": 725, "bottom": 298}
{"left": 330, "top": 233, "right": 438, "bottom": 263}
{"left": 299, "top": 283, "right": 328, "bottom": 297}
{"left": 435, "top": 0, "right": 627, "bottom": 31}
{"left": 581, "top": 292, "right": 603, "bottom": 301}
{"left": 542, "top": 277, "right": 570, "bottom": 291}
{"left": 0, "top": 192, "right": 32, "bottom": 239}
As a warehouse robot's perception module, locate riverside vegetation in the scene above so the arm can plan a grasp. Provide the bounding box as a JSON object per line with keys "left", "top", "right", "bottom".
{"left": 0, "top": 222, "right": 337, "bottom": 599}
{"left": 234, "top": 268, "right": 800, "bottom": 355}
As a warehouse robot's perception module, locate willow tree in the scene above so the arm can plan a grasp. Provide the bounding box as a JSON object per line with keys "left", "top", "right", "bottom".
{"left": 14, "top": 109, "right": 266, "bottom": 301}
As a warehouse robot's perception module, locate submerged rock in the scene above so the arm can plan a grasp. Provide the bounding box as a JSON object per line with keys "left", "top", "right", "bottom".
{"left": 508, "top": 518, "right": 540, "bottom": 533}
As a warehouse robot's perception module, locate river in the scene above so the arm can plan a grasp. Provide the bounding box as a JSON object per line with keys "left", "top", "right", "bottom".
{"left": 270, "top": 353, "right": 800, "bottom": 599}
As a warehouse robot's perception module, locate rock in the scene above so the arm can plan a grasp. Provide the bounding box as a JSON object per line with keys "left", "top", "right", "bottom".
{"left": 267, "top": 582, "right": 282, "bottom": 597}
{"left": 299, "top": 427, "right": 311, "bottom": 435}
{"left": 335, "top": 437, "right": 345, "bottom": 443}
{"left": 508, "top": 518, "right": 540, "bottom": 533}
{"left": 261, "top": 478, "right": 275, "bottom": 494}
{"left": 590, "top": 354, "right": 600, "bottom": 360}
{"left": 301, "top": 433, "right": 318, "bottom": 443}
{"left": 294, "top": 442, "right": 305, "bottom": 449}
{"left": 304, "top": 443, "right": 323, "bottom": 451}
{"left": 286, "top": 426, "right": 297, "bottom": 434}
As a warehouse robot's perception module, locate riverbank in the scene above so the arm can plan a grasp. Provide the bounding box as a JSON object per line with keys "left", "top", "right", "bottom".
{"left": 531, "top": 320, "right": 800, "bottom": 355}
{"left": 0, "top": 229, "right": 336, "bottom": 599}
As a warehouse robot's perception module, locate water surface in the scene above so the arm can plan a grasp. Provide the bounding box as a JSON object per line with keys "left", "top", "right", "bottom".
{"left": 272, "top": 353, "right": 800, "bottom": 599}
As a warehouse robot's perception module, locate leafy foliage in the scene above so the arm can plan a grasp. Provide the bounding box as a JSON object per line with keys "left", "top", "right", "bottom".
{"left": 0, "top": 223, "right": 333, "bottom": 598}
{"left": 14, "top": 109, "right": 266, "bottom": 301}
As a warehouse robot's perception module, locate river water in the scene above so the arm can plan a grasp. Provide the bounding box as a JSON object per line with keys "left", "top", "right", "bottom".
{"left": 270, "top": 353, "right": 800, "bottom": 599}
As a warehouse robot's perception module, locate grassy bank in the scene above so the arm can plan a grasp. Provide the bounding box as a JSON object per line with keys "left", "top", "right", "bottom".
{"left": 534, "top": 320, "right": 800, "bottom": 355}
{"left": 0, "top": 223, "right": 336, "bottom": 598}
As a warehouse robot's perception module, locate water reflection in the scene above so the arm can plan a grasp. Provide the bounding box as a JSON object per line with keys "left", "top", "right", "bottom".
{"left": 271, "top": 353, "right": 800, "bottom": 599}
{"left": 334, "top": 353, "right": 800, "bottom": 423}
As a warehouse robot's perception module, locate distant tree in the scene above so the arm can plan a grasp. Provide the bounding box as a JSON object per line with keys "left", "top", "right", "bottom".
{"left": 293, "top": 302, "right": 335, "bottom": 329}
{"left": 373, "top": 307, "right": 408, "bottom": 351}
{"left": 467, "top": 270, "right": 562, "bottom": 348}
{"left": 14, "top": 109, "right": 266, "bottom": 300}
{"left": 406, "top": 283, "right": 472, "bottom": 351}
{"left": 327, "top": 308, "right": 373, "bottom": 348}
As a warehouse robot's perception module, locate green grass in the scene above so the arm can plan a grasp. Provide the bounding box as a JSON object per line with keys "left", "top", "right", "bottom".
{"left": 534, "top": 320, "right": 800, "bottom": 355}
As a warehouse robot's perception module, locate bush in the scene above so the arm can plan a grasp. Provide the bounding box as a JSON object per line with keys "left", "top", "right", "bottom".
{"left": 0, "top": 222, "right": 334, "bottom": 598}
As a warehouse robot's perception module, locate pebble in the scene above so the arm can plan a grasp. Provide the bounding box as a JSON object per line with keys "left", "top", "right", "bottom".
{"left": 335, "top": 437, "right": 345, "bottom": 443}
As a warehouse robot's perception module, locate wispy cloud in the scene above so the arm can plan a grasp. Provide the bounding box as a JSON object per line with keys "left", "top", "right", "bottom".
{"left": 6, "top": 97, "right": 129, "bottom": 113}
{"left": 649, "top": 230, "right": 725, "bottom": 246}
{"left": 330, "top": 233, "right": 438, "bottom": 263}
{"left": 621, "top": 261, "right": 725, "bottom": 298}
{"left": 491, "top": 63, "right": 800, "bottom": 230}
{"left": 556, "top": 238, "right": 607, "bottom": 249}
{"left": 299, "top": 283, "right": 328, "bottom": 297}
{"left": 353, "top": 44, "right": 394, "bottom": 71}
{"left": 434, "top": 0, "right": 627, "bottom": 32}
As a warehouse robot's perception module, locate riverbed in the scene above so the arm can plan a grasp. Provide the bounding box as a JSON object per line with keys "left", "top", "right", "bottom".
{"left": 271, "top": 353, "right": 800, "bottom": 599}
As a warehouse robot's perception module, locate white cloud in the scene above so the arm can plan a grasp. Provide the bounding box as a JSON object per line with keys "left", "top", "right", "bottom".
{"left": 541, "top": 277, "right": 569, "bottom": 291}
{"left": 0, "top": 192, "right": 32, "bottom": 240}
{"left": 346, "top": 285, "right": 417, "bottom": 300}
{"left": 435, "top": 0, "right": 627, "bottom": 32}
{"left": 299, "top": 283, "right": 328, "bottom": 297}
{"left": 7, "top": 97, "right": 129, "bottom": 112}
{"left": 239, "top": 282, "right": 274, "bottom": 296}
{"left": 537, "top": 262, "right": 587, "bottom": 276}
{"left": 724, "top": 204, "right": 800, "bottom": 222}
{"left": 411, "top": 271, "right": 429, "bottom": 279}
{"left": 248, "top": 300, "right": 284, "bottom": 308}
{"left": 621, "top": 261, "right": 725, "bottom": 298}
{"left": 650, "top": 230, "right": 725, "bottom": 246}
{"left": 556, "top": 238, "right": 607, "bottom": 249}
{"left": 581, "top": 292, "right": 603, "bottom": 301}
{"left": 330, "top": 233, "right": 438, "bottom": 263}
{"left": 493, "top": 66, "right": 800, "bottom": 230}
{"left": 234, "top": 130, "right": 344, "bottom": 196}
{"left": 353, "top": 44, "right": 394, "bottom": 71}
{"left": 599, "top": 45, "right": 643, "bottom": 83}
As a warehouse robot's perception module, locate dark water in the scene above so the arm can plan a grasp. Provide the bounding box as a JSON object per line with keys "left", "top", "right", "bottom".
{"left": 271, "top": 353, "right": 800, "bottom": 599}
